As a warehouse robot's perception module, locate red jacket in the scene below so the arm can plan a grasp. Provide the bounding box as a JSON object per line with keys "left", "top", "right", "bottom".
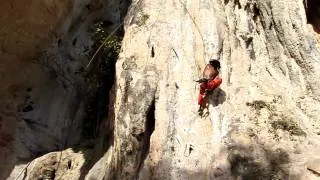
{"left": 199, "top": 76, "right": 222, "bottom": 95}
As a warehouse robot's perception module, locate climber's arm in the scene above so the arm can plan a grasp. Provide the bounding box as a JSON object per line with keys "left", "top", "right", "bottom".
{"left": 206, "top": 77, "right": 222, "bottom": 90}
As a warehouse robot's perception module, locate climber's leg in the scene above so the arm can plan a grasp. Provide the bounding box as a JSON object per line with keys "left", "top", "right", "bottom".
{"left": 198, "top": 94, "right": 206, "bottom": 109}
{"left": 198, "top": 82, "right": 207, "bottom": 106}
{"left": 198, "top": 82, "right": 208, "bottom": 115}
{"left": 198, "top": 93, "right": 205, "bottom": 106}
{"left": 199, "top": 82, "right": 207, "bottom": 94}
{"left": 198, "top": 77, "right": 222, "bottom": 114}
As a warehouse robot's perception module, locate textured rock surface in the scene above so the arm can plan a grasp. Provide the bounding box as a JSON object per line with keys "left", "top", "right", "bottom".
{"left": 307, "top": 159, "right": 320, "bottom": 176}
{"left": 1, "top": 0, "right": 129, "bottom": 179}
{"left": 9, "top": 149, "right": 89, "bottom": 180}
{"left": 2, "top": 0, "right": 320, "bottom": 179}
{"left": 95, "top": 0, "right": 320, "bottom": 179}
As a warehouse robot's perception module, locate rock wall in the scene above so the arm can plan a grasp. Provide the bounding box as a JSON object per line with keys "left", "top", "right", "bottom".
{"left": 1, "top": 0, "right": 130, "bottom": 179}
{"left": 94, "top": 0, "right": 320, "bottom": 179}
{"left": 3, "top": 0, "right": 320, "bottom": 179}
{"left": 1, "top": 0, "right": 72, "bottom": 178}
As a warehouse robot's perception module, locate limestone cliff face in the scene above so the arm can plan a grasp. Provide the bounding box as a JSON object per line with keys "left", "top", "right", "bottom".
{"left": 3, "top": 0, "right": 320, "bottom": 180}
{"left": 101, "top": 0, "right": 320, "bottom": 179}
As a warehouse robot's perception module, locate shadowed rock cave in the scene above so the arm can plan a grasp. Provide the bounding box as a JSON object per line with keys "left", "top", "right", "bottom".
{"left": 305, "top": 0, "right": 320, "bottom": 33}
{"left": 4, "top": 0, "right": 133, "bottom": 179}
{"left": 78, "top": 14, "right": 129, "bottom": 180}
{"left": 81, "top": 0, "right": 132, "bottom": 141}
{"left": 139, "top": 100, "right": 155, "bottom": 169}
{"left": 82, "top": 22, "right": 122, "bottom": 140}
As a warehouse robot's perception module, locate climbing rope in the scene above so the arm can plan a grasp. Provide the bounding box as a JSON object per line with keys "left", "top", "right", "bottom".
{"left": 85, "top": 22, "right": 124, "bottom": 69}
{"left": 13, "top": 1, "right": 220, "bottom": 179}
{"left": 177, "top": 0, "right": 206, "bottom": 62}
{"left": 14, "top": 161, "right": 32, "bottom": 180}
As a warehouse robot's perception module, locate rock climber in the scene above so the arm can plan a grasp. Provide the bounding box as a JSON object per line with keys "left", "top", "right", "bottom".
{"left": 196, "top": 59, "right": 222, "bottom": 115}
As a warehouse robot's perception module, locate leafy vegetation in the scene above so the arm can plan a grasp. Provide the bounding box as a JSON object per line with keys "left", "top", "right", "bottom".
{"left": 136, "top": 13, "right": 149, "bottom": 27}
{"left": 93, "top": 21, "right": 122, "bottom": 54}
{"left": 270, "top": 117, "right": 306, "bottom": 136}
{"left": 82, "top": 21, "right": 122, "bottom": 139}
{"left": 246, "top": 100, "right": 306, "bottom": 137}
{"left": 246, "top": 100, "right": 270, "bottom": 111}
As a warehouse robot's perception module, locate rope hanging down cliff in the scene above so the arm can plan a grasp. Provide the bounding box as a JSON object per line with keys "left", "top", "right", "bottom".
{"left": 86, "top": 22, "right": 124, "bottom": 69}
{"left": 177, "top": 0, "right": 206, "bottom": 62}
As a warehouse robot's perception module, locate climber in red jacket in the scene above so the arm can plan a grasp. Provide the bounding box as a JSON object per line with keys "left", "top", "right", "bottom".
{"left": 197, "top": 59, "right": 222, "bottom": 115}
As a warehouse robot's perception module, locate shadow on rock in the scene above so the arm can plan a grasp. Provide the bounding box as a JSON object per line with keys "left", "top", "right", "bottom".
{"left": 227, "top": 144, "right": 292, "bottom": 180}
{"left": 209, "top": 88, "right": 226, "bottom": 107}
{"left": 139, "top": 144, "right": 293, "bottom": 180}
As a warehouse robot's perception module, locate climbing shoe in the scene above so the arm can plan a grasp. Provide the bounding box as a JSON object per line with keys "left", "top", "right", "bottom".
{"left": 198, "top": 107, "right": 204, "bottom": 116}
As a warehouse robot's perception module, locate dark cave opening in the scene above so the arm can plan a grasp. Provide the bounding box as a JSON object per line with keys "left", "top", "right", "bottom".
{"left": 145, "top": 100, "right": 156, "bottom": 140}
{"left": 144, "top": 100, "right": 156, "bottom": 152}
{"left": 305, "top": 0, "right": 320, "bottom": 33}
{"left": 82, "top": 21, "right": 123, "bottom": 140}
{"left": 78, "top": 1, "right": 132, "bottom": 179}
{"left": 4, "top": 1, "right": 134, "bottom": 179}
{"left": 82, "top": 0, "right": 132, "bottom": 141}
{"left": 138, "top": 100, "right": 156, "bottom": 172}
{"left": 77, "top": 21, "right": 123, "bottom": 180}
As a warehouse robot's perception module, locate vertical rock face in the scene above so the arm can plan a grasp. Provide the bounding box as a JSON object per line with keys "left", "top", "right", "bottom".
{"left": 98, "top": 0, "right": 320, "bottom": 179}
{"left": 1, "top": 0, "right": 129, "bottom": 179}
{"left": 2, "top": 0, "right": 320, "bottom": 179}
{"left": 0, "top": 1, "right": 73, "bottom": 178}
